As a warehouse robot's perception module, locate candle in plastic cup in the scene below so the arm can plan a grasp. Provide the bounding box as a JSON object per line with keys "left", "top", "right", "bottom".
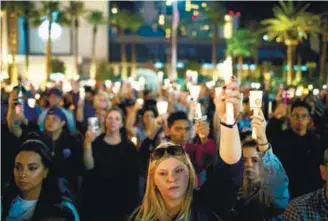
{"left": 215, "top": 87, "right": 222, "bottom": 97}
{"left": 223, "top": 57, "right": 234, "bottom": 124}
{"left": 189, "top": 85, "right": 201, "bottom": 100}
{"left": 268, "top": 101, "right": 272, "bottom": 116}
{"left": 137, "top": 98, "right": 144, "bottom": 106}
{"left": 249, "top": 91, "right": 263, "bottom": 140}
{"left": 195, "top": 103, "right": 203, "bottom": 120}
{"left": 157, "top": 100, "right": 168, "bottom": 115}
{"left": 131, "top": 137, "right": 138, "bottom": 146}
{"left": 28, "top": 98, "right": 36, "bottom": 108}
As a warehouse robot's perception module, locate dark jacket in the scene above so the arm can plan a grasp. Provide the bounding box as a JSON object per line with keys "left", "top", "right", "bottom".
{"left": 80, "top": 134, "right": 139, "bottom": 221}
{"left": 267, "top": 117, "right": 324, "bottom": 199}
{"left": 42, "top": 131, "right": 84, "bottom": 196}
{"left": 131, "top": 155, "right": 243, "bottom": 221}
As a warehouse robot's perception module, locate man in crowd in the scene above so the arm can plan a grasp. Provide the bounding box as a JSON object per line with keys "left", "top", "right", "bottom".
{"left": 284, "top": 145, "right": 328, "bottom": 220}
{"left": 166, "top": 111, "right": 216, "bottom": 185}
{"left": 38, "top": 88, "right": 76, "bottom": 133}
{"left": 43, "top": 106, "right": 83, "bottom": 200}
{"left": 267, "top": 101, "right": 323, "bottom": 198}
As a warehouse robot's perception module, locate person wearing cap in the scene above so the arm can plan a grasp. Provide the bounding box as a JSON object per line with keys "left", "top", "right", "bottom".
{"left": 41, "top": 106, "right": 84, "bottom": 202}
{"left": 37, "top": 88, "right": 77, "bottom": 133}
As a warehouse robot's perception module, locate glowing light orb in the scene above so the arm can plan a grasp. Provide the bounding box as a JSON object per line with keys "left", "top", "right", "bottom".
{"left": 38, "top": 20, "right": 62, "bottom": 41}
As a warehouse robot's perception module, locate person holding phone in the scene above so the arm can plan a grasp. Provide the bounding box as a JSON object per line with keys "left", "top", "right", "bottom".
{"left": 80, "top": 107, "right": 139, "bottom": 221}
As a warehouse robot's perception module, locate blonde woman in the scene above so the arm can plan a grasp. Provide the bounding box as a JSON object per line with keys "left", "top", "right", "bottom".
{"left": 130, "top": 77, "right": 243, "bottom": 221}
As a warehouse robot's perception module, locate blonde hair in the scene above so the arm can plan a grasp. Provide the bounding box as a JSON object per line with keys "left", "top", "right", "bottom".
{"left": 93, "top": 91, "right": 111, "bottom": 110}
{"left": 131, "top": 142, "right": 198, "bottom": 221}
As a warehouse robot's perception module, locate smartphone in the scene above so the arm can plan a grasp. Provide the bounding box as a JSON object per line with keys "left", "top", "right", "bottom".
{"left": 88, "top": 117, "right": 100, "bottom": 133}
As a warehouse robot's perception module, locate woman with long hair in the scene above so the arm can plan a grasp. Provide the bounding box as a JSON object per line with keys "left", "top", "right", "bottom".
{"left": 80, "top": 107, "right": 139, "bottom": 221}
{"left": 130, "top": 78, "right": 243, "bottom": 221}
{"left": 136, "top": 106, "right": 159, "bottom": 144}
{"left": 1, "top": 138, "right": 79, "bottom": 221}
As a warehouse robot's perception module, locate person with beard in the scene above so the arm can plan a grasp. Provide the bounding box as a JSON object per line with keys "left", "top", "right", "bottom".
{"left": 284, "top": 145, "right": 328, "bottom": 220}
{"left": 267, "top": 101, "right": 323, "bottom": 199}
{"left": 231, "top": 109, "right": 289, "bottom": 221}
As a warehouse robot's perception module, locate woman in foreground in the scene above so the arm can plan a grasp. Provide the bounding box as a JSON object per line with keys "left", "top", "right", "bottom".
{"left": 131, "top": 77, "right": 243, "bottom": 221}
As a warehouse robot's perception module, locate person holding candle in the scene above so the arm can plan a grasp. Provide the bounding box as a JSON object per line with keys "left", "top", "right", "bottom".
{"left": 80, "top": 107, "right": 139, "bottom": 221}
{"left": 165, "top": 111, "right": 216, "bottom": 185}
{"left": 130, "top": 77, "right": 243, "bottom": 221}
{"left": 267, "top": 101, "right": 323, "bottom": 199}
{"left": 231, "top": 109, "right": 289, "bottom": 221}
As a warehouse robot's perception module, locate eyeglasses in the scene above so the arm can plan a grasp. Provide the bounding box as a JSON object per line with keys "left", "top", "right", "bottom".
{"left": 291, "top": 114, "right": 309, "bottom": 120}
{"left": 150, "top": 145, "right": 185, "bottom": 161}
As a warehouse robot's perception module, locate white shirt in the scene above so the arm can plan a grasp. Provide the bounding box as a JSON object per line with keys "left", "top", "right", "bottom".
{"left": 5, "top": 196, "right": 38, "bottom": 221}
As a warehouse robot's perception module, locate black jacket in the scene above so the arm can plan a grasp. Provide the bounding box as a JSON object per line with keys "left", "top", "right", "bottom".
{"left": 267, "top": 118, "right": 324, "bottom": 198}
{"left": 80, "top": 135, "right": 139, "bottom": 221}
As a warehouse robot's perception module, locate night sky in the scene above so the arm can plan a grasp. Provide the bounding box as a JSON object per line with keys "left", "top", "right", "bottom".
{"left": 115, "top": 1, "right": 328, "bottom": 26}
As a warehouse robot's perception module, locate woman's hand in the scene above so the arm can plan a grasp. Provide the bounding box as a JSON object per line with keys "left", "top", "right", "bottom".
{"left": 84, "top": 129, "right": 101, "bottom": 145}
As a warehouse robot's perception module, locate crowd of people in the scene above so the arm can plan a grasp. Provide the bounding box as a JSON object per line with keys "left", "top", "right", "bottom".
{"left": 1, "top": 76, "right": 328, "bottom": 221}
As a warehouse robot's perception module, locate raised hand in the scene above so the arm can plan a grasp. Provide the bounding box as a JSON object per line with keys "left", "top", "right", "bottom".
{"left": 273, "top": 103, "right": 287, "bottom": 119}
{"left": 84, "top": 128, "right": 101, "bottom": 145}
{"left": 250, "top": 109, "right": 268, "bottom": 145}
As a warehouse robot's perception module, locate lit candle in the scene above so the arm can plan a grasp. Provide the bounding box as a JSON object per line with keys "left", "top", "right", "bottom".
{"left": 268, "top": 101, "right": 272, "bottom": 116}
{"left": 157, "top": 100, "right": 168, "bottom": 116}
{"left": 79, "top": 87, "right": 85, "bottom": 100}
{"left": 195, "top": 103, "right": 203, "bottom": 120}
{"left": 137, "top": 98, "right": 144, "bottom": 106}
{"left": 223, "top": 57, "right": 234, "bottom": 125}
{"left": 131, "top": 137, "right": 138, "bottom": 146}
{"left": 249, "top": 90, "right": 263, "bottom": 140}
{"left": 189, "top": 85, "right": 201, "bottom": 101}
{"left": 28, "top": 98, "right": 36, "bottom": 108}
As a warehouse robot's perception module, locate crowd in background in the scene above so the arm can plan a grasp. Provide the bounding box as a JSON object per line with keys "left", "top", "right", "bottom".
{"left": 1, "top": 77, "right": 328, "bottom": 221}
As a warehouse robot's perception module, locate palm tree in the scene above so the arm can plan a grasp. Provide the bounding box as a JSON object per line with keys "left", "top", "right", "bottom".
{"left": 16, "top": 1, "right": 37, "bottom": 76}
{"left": 205, "top": 2, "right": 226, "bottom": 68}
{"left": 34, "top": 2, "right": 70, "bottom": 81}
{"left": 1, "top": 1, "right": 25, "bottom": 85}
{"left": 320, "top": 18, "right": 328, "bottom": 85}
{"left": 86, "top": 10, "right": 106, "bottom": 79}
{"left": 111, "top": 10, "right": 131, "bottom": 79}
{"left": 261, "top": 1, "right": 321, "bottom": 85}
{"left": 128, "top": 13, "right": 143, "bottom": 75}
{"left": 65, "top": 1, "right": 86, "bottom": 77}
{"left": 226, "top": 29, "right": 257, "bottom": 81}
